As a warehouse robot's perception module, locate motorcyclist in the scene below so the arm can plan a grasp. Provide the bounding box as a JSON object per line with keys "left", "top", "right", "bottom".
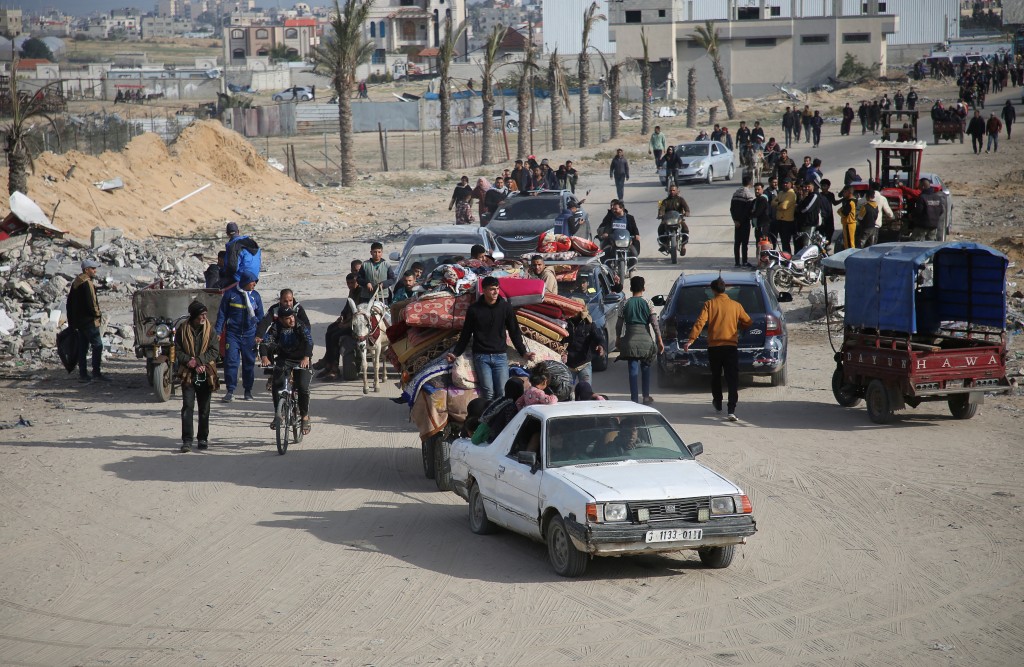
{"left": 661, "top": 146, "right": 681, "bottom": 192}
{"left": 260, "top": 306, "right": 314, "bottom": 435}
{"left": 656, "top": 186, "right": 691, "bottom": 255}
{"left": 597, "top": 200, "right": 641, "bottom": 262}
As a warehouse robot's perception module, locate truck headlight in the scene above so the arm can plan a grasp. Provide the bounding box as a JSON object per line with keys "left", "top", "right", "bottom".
{"left": 710, "top": 496, "right": 736, "bottom": 515}
{"left": 154, "top": 323, "right": 171, "bottom": 341}
{"left": 604, "top": 503, "right": 628, "bottom": 522}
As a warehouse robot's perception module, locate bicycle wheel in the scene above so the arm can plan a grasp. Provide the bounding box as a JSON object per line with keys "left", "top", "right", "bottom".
{"left": 276, "top": 397, "right": 290, "bottom": 455}
{"left": 291, "top": 394, "right": 303, "bottom": 444}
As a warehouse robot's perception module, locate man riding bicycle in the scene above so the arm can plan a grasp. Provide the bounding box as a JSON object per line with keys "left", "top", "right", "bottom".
{"left": 657, "top": 186, "right": 691, "bottom": 254}
{"left": 259, "top": 306, "right": 314, "bottom": 435}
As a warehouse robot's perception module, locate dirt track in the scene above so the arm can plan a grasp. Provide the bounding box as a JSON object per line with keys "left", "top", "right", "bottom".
{"left": 1, "top": 79, "right": 1023, "bottom": 666}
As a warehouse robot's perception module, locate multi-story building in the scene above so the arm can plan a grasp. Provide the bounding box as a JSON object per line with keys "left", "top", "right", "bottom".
{"left": 0, "top": 8, "right": 23, "bottom": 38}
{"left": 364, "top": 0, "right": 467, "bottom": 67}
{"left": 141, "top": 16, "right": 193, "bottom": 39}
{"left": 610, "top": 0, "right": 900, "bottom": 99}
{"left": 224, "top": 19, "right": 319, "bottom": 64}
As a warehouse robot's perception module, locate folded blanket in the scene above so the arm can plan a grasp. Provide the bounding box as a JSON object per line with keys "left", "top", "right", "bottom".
{"left": 403, "top": 293, "right": 474, "bottom": 330}
{"left": 517, "top": 310, "right": 569, "bottom": 339}
{"left": 520, "top": 302, "right": 564, "bottom": 319}
{"left": 490, "top": 277, "right": 545, "bottom": 307}
{"left": 543, "top": 292, "right": 587, "bottom": 317}
{"left": 390, "top": 327, "right": 452, "bottom": 365}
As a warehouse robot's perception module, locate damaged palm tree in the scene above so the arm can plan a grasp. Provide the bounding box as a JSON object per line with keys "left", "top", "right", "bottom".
{"left": 638, "top": 28, "right": 652, "bottom": 136}
{"left": 686, "top": 66, "right": 697, "bottom": 129}
{"left": 438, "top": 14, "right": 466, "bottom": 171}
{"left": 2, "top": 60, "right": 62, "bottom": 196}
{"left": 479, "top": 24, "right": 507, "bottom": 165}
{"left": 547, "top": 49, "right": 571, "bottom": 151}
{"left": 692, "top": 21, "right": 736, "bottom": 120}
{"left": 314, "top": 0, "right": 375, "bottom": 187}
{"left": 578, "top": 1, "right": 606, "bottom": 148}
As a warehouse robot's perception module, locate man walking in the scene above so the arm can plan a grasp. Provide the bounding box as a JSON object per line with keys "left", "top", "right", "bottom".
{"left": 985, "top": 112, "right": 1003, "bottom": 153}
{"left": 772, "top": 179, "right": 797, "bottom": 253}
{"left": 683, "top": 277, "right": 752, "bottom": 422}
{"left": 609, "top": 148, "right": 630, "bottom": 201}
{"left": 176, "top": 301, "right": 218, "bottom": 452}
{"left": 447, "top": 276, "right": 535, "bottom": 401}
{"left": 1001, "top": 100, "right": 1015, "bottom": 140}
{"left": 910, "top": 178, "right": 945, "bottom": 241}
{"left": 649, "top": 125, "right": 667, "bottom": 167}
{"left": 66, "top": 258, "right": 109, "bottom": 383}
{"left": 564, "top": 309, "right": 605, "bottom": 387}
{"left": 906, "top": 87, "right": 918, "bottom": 110}
{"left": 810, "top": 110, "right": 824, "bottom": 148}
{"left": 782, "top": 106, "right": 795, "bottom": 147}
{"left": 730, "top": 175, "right": 755, "bottom": 267}
{"left": 215, "top": 271, "right": 264, "bottom": 402}
{"left": 967, "top": 110, "right": 986, "bottom": 154}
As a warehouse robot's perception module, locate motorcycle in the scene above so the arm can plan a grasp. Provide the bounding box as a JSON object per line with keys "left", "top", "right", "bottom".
{"left": 600, "top": 223, "right": 638, "bottom": 287}
{"left": 759, "top": 230, "right": 829, "bottom": 293}
{"left": 657, "top": 211, "right": 689, "bottom": 265}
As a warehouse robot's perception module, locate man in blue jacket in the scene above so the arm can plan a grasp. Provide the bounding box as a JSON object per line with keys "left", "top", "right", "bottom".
{"left": 215, "top": 271, "right": 265, "bottom": 402}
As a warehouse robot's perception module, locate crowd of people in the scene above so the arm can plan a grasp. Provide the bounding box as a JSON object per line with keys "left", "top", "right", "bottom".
{"left": 448, "top": 156, "right": 581, "bottom": 225}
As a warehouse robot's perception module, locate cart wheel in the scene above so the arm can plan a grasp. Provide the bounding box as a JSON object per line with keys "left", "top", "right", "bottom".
{"left": 947, "top": 394, "right": 977, "bottom": 420}
{"left": 831, "top": 367, "right": 861, "bottom": 407}
{"left": 865, "top": 379, "right": 893, "bottom": 424}
{"left": 153, "top": 362, "right": 172, "bottom": 403}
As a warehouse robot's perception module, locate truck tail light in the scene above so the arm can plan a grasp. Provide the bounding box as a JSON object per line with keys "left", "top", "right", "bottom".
{"left": 766, "top": 314, "right": 782, "bottom": 337}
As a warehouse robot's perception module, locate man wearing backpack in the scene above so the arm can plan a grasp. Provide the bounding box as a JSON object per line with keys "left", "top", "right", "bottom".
{"left": 224, "top": 222, "right": 262, "bottom": 284}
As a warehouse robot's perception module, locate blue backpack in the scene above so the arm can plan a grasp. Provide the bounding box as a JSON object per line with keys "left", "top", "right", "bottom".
{"left": 227, "top": 235, "right": 262, "bottom": 283}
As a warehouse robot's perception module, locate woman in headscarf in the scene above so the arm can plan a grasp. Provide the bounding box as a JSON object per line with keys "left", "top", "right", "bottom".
{"left": 472, "top": 177, "right": 491, "bottom": 220}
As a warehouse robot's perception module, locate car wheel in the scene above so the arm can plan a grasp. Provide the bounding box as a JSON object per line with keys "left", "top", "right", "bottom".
{"left": 272, "top": 95, "right": 282, "bottom": 102}
{"left": 770, "top": 364, "right": 787, "bottom": 387}
{"left": 705, "top": 167, "right": 714, "bottom": 185}
{"left": 865, "top": 379, "right": 894, "bottom": 424}
{"left": 831, "top": 367, "right": 862, "bottom": 407}
{"left": 546, "top": 515, "right": 587, "bottom": 577}
{"left": 506, "top": 120, "right": 519, "bottom": 132}
{"left": 727, "top": 162, "right": 735, "bottom": 180}
{"left": 698, "top": 545, "right": 735, "bottom": 569}
{"left": 468, "top": 482, "right": 495, "bottom": 535}
{"left": 947, "top": 394, "right": 977, "bottom": 420}
{"left": 434, "top": 438, "right": 453, "bottom": 492}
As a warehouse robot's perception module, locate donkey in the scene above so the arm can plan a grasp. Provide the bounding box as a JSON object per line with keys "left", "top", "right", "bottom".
{"left": 352, "top": 298, "right": 390, "bottom": 394}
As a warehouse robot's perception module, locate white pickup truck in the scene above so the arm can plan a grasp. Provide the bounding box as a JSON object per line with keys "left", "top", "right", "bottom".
{"left": 448, "top": 401, "right": 757, "bottom": 577}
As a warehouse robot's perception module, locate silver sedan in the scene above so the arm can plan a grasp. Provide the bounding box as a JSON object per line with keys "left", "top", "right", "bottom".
{"left": 659, "top": 141, "right": 735, "bottom": 186}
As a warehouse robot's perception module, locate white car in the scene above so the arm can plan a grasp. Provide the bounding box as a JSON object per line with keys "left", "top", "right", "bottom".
{"left": 272, "top": 86, "right": 314, "bottom": 102}
{"left": 658, "top": 141, "right": 735, "bottom": 185}
{"left": 459, "top": 108, "right": 520, "bottom": 132}
{"left": 448, "top": 402, "right": 757, "bottom": 577}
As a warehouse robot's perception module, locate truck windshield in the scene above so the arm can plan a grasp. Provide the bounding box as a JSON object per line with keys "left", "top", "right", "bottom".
{"left": 494, "top": 197, "right": 563, "bottom": 221}
{"left": 545, "top": 414, "right": 694, "bottom": 468}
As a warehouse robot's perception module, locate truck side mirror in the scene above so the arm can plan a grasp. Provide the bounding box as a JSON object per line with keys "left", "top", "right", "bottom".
{"left": 687, "top": 441, "right": 703, "bottom": 457}
{"left": 517, "top": 451, "right": 537, "bottom": 469}
{"left": 388, "top": 251, "right": 400, "bottom": 262}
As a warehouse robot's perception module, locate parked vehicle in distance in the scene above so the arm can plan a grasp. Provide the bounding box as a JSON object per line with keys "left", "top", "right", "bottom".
{"left": 554, "top": 256, "right": 624, "bottom": 371}
{"left": 448, "top": 402, "right": 757, "bottom": 577}
{"left": 272, "top": 86, "right": 314, "bottom": 102}
{"left": 460, "top": 108, "right": 520, "bottom": 132}
{"left": 390, "top": 225, "right": 500, "bottom": 264}
{"left": 659, "top": 141, "right": 735, "bottom": 185}
{"left": 227, "top": 83, "right": 256, "bottom": 94}
{"left": 486, "top": 190, "right": 589, "bottom": 257}
{"left": 653, "top": 271, "right": 790, "bottom": 387}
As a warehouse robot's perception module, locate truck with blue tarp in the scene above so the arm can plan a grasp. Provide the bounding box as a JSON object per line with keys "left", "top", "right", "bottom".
{"left": 826, "top": 242, "right": 1011, "bottom": 424}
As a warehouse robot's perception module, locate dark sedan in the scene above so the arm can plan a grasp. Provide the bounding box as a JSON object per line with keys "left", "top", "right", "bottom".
{"left": 652, "top": 271, "right": 789, "bottom": 387}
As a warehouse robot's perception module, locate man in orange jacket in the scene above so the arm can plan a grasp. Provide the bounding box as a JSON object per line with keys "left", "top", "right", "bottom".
{"left": 683, "top": 277, "right": 752, "bottom": 421}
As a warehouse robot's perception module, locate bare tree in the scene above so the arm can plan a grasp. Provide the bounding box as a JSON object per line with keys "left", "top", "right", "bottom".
{"left": 479, "top": 24, "right": 507, "bottom": 165}
{"left": 686, "top": 66, "right": 697, "bottom": 129}
{"left": 438, "top": 14, "right": 467, "bottom": 170}
{"left": 639, "top": 28, "right": 652, "bottom": 136}
{"left": 692, "top": 21, "right": 736, "bottom": 120}
{"left": 313, "top": 0, "right": 375, "bottom": 187}
{"left": 547, "top": 49, "right": 571, "bottom": 151}
{"left": 577, "top": 1, "right": 606, "bottom": 148}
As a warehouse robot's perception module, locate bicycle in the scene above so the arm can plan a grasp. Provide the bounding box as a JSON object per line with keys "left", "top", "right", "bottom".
{"left": 267, "top": 362, "right": 309, "bottom": 455}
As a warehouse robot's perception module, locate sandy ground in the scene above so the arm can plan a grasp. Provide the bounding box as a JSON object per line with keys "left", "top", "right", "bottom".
{"left": 1, "top": 78, "right": 1023, "bottom": 666}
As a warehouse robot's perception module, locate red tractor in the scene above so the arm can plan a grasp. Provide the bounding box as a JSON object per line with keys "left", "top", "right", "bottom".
{"left": 849, "top": 140, "right": 928, "bottom": 243}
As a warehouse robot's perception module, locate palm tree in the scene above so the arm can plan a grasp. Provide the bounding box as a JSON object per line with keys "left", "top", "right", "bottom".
{"left": 692, "top": 21, "right": 736, "bottom": 120}
{"left": 313, "top": 0, "right": 374, "bottom": 187}
{"left": 2, "top": 60, "right": 61, "bottom": 195}
{"left": 607, "top": 62, "right": 624, "bottom": 140}
{"left": 547, "top": 49, "right": 571, "bottom": 151}
{"left": 639, "top": 28, "right": 652, "bottom": 136}
{"left": 438, "top": 14, "right": 466, "bottom": 171}
{"left": 515, "top": 34, "right": 539, "bottom": 161}
{"left": 686, "top": 66, "right": 697, "bottom": 129}
{"left": 577, "top": 1, "right": 606, "bottom": 148}
{"left": 479, "top": 24, "right": 507, "bottom": 165}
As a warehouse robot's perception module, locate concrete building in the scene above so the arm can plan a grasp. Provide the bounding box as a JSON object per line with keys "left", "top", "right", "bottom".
{"left": 224, "top": 20, "right": 319, "bottom": 64}
{"left": 364, "top": 0, "right": 467, "bottom": 67}
{"left": 0, "top": 8, "right": 23, "bottom": 38}
{"left": 542, "top": 0, "right": 613, "bottom": 55}
{"left": 610, "top": 0, "right": 899, "bottom": 99}
{"left": 141, "top": 16, "right": 193, "bottom": 39}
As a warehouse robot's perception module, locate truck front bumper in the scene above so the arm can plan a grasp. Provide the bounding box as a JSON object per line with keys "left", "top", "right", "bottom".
{"left": 564, "top": 515, "right": 757, "bottom": 555}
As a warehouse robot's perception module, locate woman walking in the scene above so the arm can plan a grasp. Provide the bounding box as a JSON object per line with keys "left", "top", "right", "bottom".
{"left": 615, "top": 275, "right": 664, "bottom": 404}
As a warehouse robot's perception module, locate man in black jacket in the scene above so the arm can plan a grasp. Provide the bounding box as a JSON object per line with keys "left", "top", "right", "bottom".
{"left": 447, "top": 276, "right": 535, "bottom": 400}
{"left": 910, "top": 178, "right": 945, "bottom": 241}
{"left": 260, "top": 307, "right": 314, "bottom": 434}
{"left": 795, "top": 182, "right": 821, "bottom": 250}
{"left": 564, "top": 310, "right": 606, "bottom": 386}
{"left": 256, "top": 289, "right": 311, "bottom": 341}
{"left": 66, "top": 258, "right": 109, "bottom": 383}
{"left": 966, "top": 109, "right": 986, "bottom": 154}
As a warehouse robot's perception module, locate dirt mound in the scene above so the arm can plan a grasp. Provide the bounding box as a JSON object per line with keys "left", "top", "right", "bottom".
{"left": 1, "top": 120, "right": 316, "bottom": 241}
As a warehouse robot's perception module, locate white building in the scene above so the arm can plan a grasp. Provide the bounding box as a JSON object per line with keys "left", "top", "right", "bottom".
{"left": 542, "top": 0, "right": 613, "bottom": 55}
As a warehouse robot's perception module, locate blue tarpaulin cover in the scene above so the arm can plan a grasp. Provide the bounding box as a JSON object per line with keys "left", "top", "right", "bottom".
{"left": 844, "top": 241, "right": 1007, "bottom": 333}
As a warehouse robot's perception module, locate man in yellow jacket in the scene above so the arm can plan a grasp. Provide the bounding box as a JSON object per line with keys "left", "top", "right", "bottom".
{"left": 771, "top": 179, "right": 798, "bottom": 253}
{"left": 683, "top": 278, "right": 753, "bottom": 421}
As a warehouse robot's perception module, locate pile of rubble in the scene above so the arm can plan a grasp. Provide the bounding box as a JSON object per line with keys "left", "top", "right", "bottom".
{"left": 0, "top": 227, "right": 219, "bottom": 368}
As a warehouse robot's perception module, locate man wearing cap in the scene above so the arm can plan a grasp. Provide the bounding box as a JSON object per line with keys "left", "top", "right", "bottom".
{"left": 259, "top": 306, "right": 314, "bottom": 435}
{"left": 66, "top": 258, "right": 109, "bottom": 382}
{"left": 683, "top": 277, "right": 752, "bottom": 422}
{"left": 566, "top": 198, "right": 589, "bottom": 236}
{"left": 446, "top": 276, "right": 536, "bottom": 401}
{"left": 910, "top": 177, "right": 944, "bottom": 241}
{"left": 176, "top": 301, "right": 218, "bottom": 452}
{"left": 215, "top": 271, "right": 264, "bottom": 402}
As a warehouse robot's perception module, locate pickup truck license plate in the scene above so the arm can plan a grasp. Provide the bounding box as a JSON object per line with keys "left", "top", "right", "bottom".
{"left": 645, "top": 528, "right": 702, "bottom": 543}
{"left": 946, "top": 379, "right": 964, "bottom": 389}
